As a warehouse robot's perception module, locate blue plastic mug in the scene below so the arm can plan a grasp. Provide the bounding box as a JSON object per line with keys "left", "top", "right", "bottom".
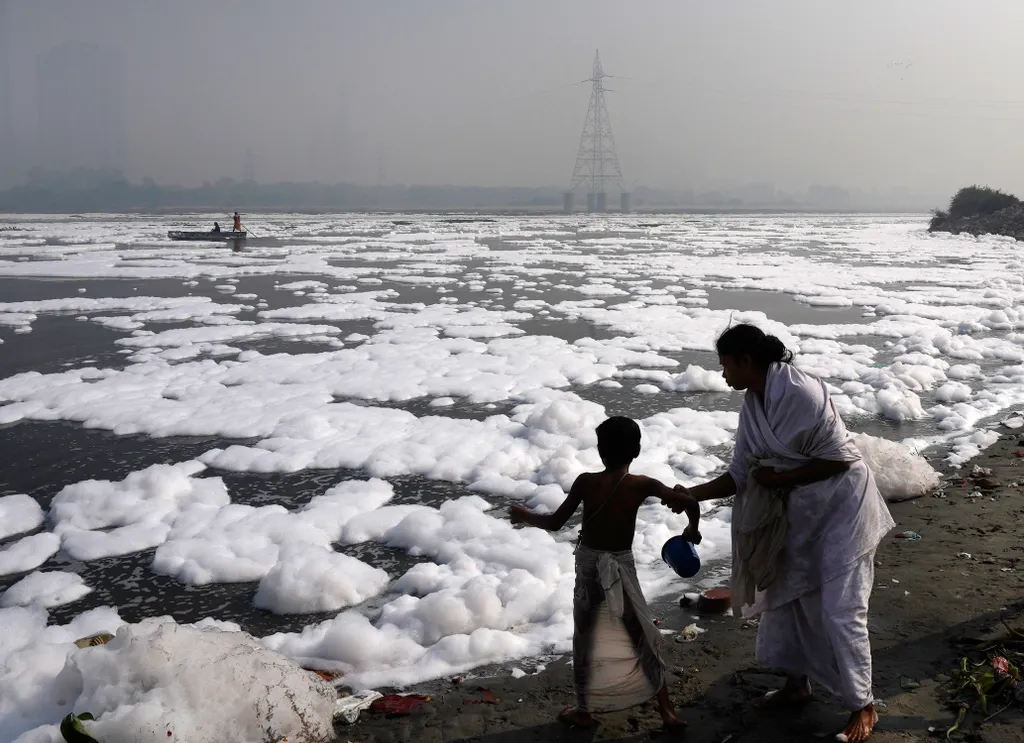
{"left": 662, "top": 535, "right": 701, "bottom": 578}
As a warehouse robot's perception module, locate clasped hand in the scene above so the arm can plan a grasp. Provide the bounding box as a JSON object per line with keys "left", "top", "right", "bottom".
{"left": 752, "top": 466, "right": 788, "bottom": 489}
{"left": 666, "top": 485, "right": 702, "bottom": 545}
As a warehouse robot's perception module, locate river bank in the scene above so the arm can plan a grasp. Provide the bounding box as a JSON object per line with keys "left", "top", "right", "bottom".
{"left": 341, "top": 431, "right": 1024, "bottom": 743}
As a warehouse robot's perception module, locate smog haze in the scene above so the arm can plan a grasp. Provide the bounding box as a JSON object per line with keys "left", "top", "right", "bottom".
{"left": 2, "top": 0, "right": 1023, "bottom": 206}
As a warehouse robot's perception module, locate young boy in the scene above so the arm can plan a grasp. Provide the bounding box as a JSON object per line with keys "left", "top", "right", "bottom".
{"left": 509, "top": 416, "right": 701, "bottom": 732}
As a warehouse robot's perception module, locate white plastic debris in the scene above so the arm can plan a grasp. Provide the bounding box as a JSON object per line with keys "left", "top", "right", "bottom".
{"left": 333, "top": 689, "right": 383, "bottom": 724}
{"left": 675, "top": 623, "right": 706, "bottom": 643}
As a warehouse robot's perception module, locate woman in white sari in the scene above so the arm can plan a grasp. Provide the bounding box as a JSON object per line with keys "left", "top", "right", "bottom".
{"left": 677, "top": 324, "right": 894, "bottom": 743}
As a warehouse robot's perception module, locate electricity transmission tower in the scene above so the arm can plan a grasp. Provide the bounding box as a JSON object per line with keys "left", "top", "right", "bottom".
{"left": 566, "top": 50, "right": 627, "bottom": 213}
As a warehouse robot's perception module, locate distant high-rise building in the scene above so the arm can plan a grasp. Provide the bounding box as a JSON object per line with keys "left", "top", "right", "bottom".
{"left": 0, "top": 2, "right": 14, "bottom": 187}
{"left": 35, "top": 41, "right": 125, "bottom": 175}
{"left": 243, "top": 146, "right": 256, "bottom": 182}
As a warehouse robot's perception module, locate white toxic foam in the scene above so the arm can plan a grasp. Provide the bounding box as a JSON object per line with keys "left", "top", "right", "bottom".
{"left": 852, "top": 433, "right": 941, "bottom": 498}
{"left": 50, "top": 461, "right": 230, "bottom": 561}
{"left": 3, "top": 616, "right": 335, "bottom": 743}
{"left": 0, "top": 533, "right": 61, "bottom": 577}
{"left": 0, "top": 494, "right": 45, "bottom": 541}
{"left": 0, "top": 571, "right": 92, "bottom": 609}
{"left": 253, "top": 544, "right": 390, "bottom": 615}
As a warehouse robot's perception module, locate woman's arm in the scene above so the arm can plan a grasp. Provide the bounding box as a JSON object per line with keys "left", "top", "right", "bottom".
{"left": 754, "top": 459, "right": 851, "bottom": 489}
{"left": 680, "top": 472, "right": 738, "bottom": 503}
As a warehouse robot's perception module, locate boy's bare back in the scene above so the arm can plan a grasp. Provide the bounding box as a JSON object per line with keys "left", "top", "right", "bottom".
{"left": 507, "top": 416, "right": 700, "bottom": 549}
{"left": 576, "top": 471, "right": 660, "bottom": 551}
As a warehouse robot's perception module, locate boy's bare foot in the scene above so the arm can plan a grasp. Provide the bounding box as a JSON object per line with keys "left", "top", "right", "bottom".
{"left": 558, "top": 706, "right": 598, "bottom": 729}
{"left": 839, "top": 704, "right": 878, "bottom": 742}
{"left": 757, "top": 675, "right": 813, "bottom": 709}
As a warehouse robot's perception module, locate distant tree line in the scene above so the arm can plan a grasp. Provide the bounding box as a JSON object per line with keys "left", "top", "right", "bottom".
{"left": 0, "top": 169, "right": 934, "bottom": 213}
{"left": 0, "top": 170, "right": 566, "bottom": 212}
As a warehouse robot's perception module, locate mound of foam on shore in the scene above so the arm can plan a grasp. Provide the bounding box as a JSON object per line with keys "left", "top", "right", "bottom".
{"left": 1, "top": 611, "right": 335, "bottom": 743}
{"left": 853, "top": 433, "right": 941, "bottom": 498}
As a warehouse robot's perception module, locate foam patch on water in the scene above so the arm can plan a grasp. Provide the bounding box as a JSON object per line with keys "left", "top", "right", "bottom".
{"left": 50, "top": 461, "right": 230, "bottom": 561}
{"left": 0, "top": 533, "right": 61, "bottom": 577}
{"left": 0, "top": 494, "right": 45, "bottom": 540}
{"left": 0, "top": 571, "right": 92, "bottom": 609}
{"left": 253, "top": 544, "right": 390, "bottom": 615}
{"left": 4, "top": 213, "right": 1024, "bottom": 720}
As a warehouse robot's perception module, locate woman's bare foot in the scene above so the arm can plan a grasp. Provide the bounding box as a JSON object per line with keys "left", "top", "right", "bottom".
{"left": 558, "top": 706, "right": 598, "bottom": 729}
{"left": 839, "top": 704, "right": 878, "bottom": 742}
{"left": 757, "top": 675, "right": 813, "bottom": 709}
{"left": 656, "top": 682, "right": 687, "bottom": 732}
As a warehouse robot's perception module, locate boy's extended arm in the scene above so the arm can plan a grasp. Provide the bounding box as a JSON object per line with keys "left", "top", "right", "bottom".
{"left": 508, "top": 478, "right": 584, "bottom": 531}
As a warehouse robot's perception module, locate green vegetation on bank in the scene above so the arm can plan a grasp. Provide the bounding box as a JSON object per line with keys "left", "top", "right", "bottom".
{"left": 929, "top": 186, "right": 1024, "bottom": 239}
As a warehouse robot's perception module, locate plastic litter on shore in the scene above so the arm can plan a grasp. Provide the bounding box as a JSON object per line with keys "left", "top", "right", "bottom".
{"left": 368, "top": 693, "right": 431, "bottom": 716}
{"left": 334, "top": 690, "right": 383, "bottom": 724}
{"left": 675, "top": 623, "right": 706, "bottom": 643}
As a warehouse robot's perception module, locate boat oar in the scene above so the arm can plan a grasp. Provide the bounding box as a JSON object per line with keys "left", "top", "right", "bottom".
{"left": 242, "top": 224, "right": 263, "bottom": 238}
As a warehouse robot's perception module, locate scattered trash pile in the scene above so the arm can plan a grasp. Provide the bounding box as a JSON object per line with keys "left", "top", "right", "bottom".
{"left": 939, "top": 622, "right": 1024, "bottom": 740}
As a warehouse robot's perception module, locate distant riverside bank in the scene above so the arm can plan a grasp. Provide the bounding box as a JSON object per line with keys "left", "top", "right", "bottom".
{"left": 0, "top": 171, "right": 937, "bottom": 214}
{"left": 929, "top": 185, "right": 1024, "bottom": 240}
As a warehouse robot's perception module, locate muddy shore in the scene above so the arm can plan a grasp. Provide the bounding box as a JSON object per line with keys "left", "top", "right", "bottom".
{"left": 338, "top": 431, "right": 1024, "bottom": 743}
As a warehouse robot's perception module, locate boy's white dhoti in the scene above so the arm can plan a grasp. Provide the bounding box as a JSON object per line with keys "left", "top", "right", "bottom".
{"left": 573, "top": 546, "right": 665, "bottom": 713}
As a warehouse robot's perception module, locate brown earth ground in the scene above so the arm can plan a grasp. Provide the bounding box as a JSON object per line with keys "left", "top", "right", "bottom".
{"left": 338, "top": 432, "right": 1024, "bottom": 743}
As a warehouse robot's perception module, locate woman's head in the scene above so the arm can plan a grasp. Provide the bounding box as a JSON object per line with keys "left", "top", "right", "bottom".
{"left": 715, "top": 323, "right": 793, "bottom": 390}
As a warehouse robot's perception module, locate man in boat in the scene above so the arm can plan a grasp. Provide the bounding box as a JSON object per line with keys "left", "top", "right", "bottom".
{"left": 233, "top": 212, "right": 242, "bottom": 232}
{"left": 212, "top": 222, "right": 221, "bottom": 233}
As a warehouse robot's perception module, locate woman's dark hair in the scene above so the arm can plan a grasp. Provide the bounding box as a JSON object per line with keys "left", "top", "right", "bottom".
{"left": 715, "top": 323, "right": 793, "bottom": 367}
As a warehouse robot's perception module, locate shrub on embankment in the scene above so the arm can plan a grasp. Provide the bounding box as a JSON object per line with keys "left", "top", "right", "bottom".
{"left": 929, "top": 185, "right": 1024, "bottom": 239}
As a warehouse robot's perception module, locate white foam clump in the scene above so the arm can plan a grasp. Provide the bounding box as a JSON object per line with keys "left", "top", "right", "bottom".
{"left": 852, "top": 433, "right": 941, "bottom": 498}
{"left": 152, "top": 478, "right": 395, "bottom": 587}
{"left": 253, "top": 544, "right": 390, "bottom": 615}
{"left": 0, "top": 606, "right": 126, "bottom": 741}
{"left": 0, "top": 532, "right": 61, "bottom": 577}
{"left": 262, "top": 495, "right": 569, "bottom": 688}
{"left": 262, "top": 481, "right": 734, "bottom": 690}
{"left": 662, "top": 364, "right": 731, "bottom": 393}
{"left": 0, "top": 494, "right": 45, "bottom": 540}
{"left": 5, "top": 615, "right": 335, "bottom": 743}
{"left": 50, "top": 461, "right": 230, "bottom": 561}
{"left": 0, "top": 571, "right": 92, "bottom": 609}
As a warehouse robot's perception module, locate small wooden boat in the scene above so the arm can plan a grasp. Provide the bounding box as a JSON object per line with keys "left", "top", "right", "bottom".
{"left": 167, "top": 230, "right": 247, "bottom": 242}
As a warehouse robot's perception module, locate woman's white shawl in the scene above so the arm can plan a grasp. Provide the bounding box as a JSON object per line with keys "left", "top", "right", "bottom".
{"left": 727, "top": 363, "right": 895, "bottom": 617}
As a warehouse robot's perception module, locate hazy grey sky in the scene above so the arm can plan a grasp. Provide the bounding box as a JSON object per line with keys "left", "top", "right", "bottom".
{"left": 3, "top": 0, "right": 1024, "bottom": 197}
